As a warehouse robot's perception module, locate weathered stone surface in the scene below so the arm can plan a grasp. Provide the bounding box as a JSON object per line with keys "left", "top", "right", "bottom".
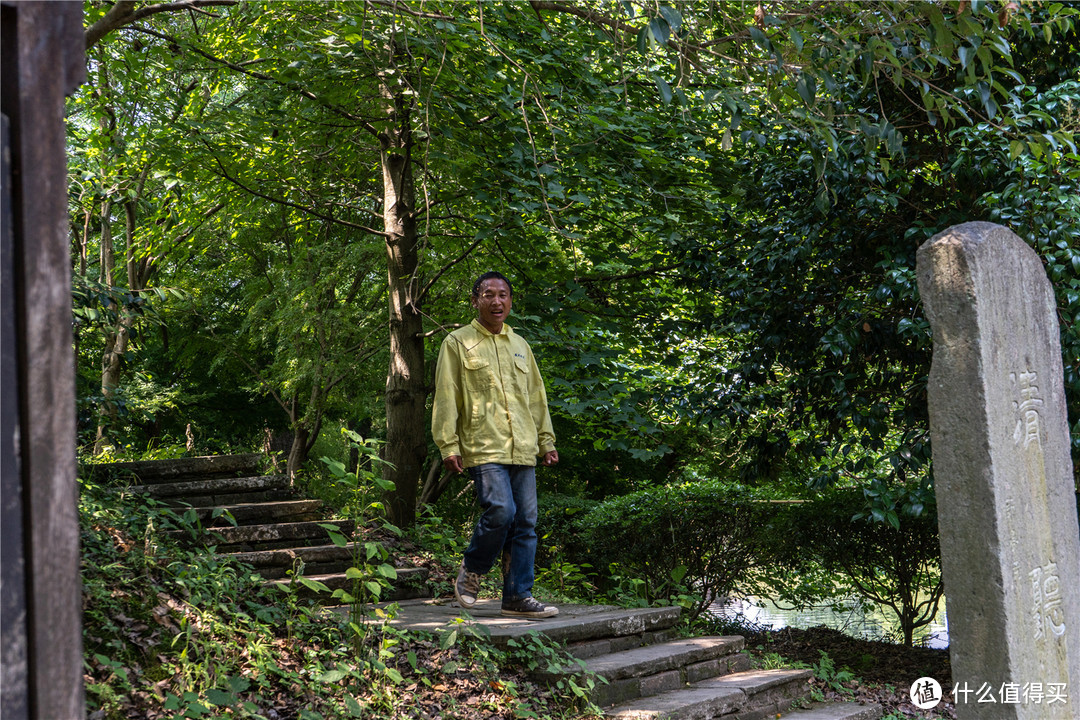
{"left": 917, "top": 221, "right": 1080, "bottom": 719}
{"left": 585, "top": 636, "right": 745, "bottom": 681}
{"left": 577, "top": 636, "right": 745, "bottom": 706}
{"left": 777, "top": 703, "right": 883, "bottom": 720}
{"left": 193, "top": 499, "right": 323, "bottom": 525}
{"left": 605, "top": 669, "right": 811, "bottom": 719}
{"left": 88, "top": 453, "right": 264, "bottom": 483}
{"left": 129, "top": 474, "right": 290, "bottom": 499}
{"left": 368, "top": 599, "right": 677, "bottom": 647}
{"left": 191, "top": 519, "right": 355, "bottom": 549}
{"left": 227, "top": 542, "right": 360, "bottom": 570}
{"left": 568, "top": 628, "right": 679, "bottom": 659}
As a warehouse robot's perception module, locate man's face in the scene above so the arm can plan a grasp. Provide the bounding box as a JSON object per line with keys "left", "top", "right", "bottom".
{"left": 473, "top": 278, "right": 512, "bottom": 332}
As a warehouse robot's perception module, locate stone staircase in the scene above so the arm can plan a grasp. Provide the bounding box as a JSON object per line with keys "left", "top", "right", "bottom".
{"left": 91, "top": 453, "right": 429, "bottom": 603}
{"left": 94, "top": 453, "right": 883, "bottom": 719}
{"left": 386, "top": 600, "right": 884, "bottom": 720}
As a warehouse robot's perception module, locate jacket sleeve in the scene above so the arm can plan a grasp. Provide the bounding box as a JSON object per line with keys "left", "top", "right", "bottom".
{"left": 527, "top": 347, "right": 557, "bottom": 456}
{"left": 431, "top": 337, "right": 463, "bottom": 459}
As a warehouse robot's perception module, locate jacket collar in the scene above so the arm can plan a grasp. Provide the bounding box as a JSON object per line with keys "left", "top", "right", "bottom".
{"left": 470, "top": 318, "right": 513, "bottom": 337}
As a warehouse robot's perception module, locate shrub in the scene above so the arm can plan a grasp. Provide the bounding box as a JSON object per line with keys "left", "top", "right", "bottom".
{"left": 769, "top": 486, "right": 943, "bottom": 647}
{"left": 536, "top": 492, "right": 598, "bottom": 568}
{"left": 577, "top": 480, "right": 779, "bottom": 620}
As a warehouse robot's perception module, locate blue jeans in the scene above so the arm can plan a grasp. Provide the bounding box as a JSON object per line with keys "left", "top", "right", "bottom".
{"left": 462, "top": 463, "right": 537, "bottom": 602}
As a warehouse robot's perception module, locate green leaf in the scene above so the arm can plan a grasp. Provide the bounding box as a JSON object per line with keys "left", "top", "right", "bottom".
{"left": 886, "top": 511, "right": 901, "bottom": 531}
{"left": 670, "top": 564, "right": 688, "bottom": 584}
{"left": 331, "top": 589, "right": 356, "bottom": 603}
{"left": 649, "top": 18, "right": 670, "bottom": 46}
{"left": 658, "top": 6, "right": 682, "bottom": 33}
{"left": 796, "top": 74, "right": 816, "bottom": 107}
{"left": 205, "top": 688, "right": 233, "bottom": 707}
{"left": 318, "top": 668, "right": 349, "bottom": 683}
{"left": 344, "top": 696, "right": 364, "bottom": 717}
{"left": 227, "top": 676, "right": 250, "bottom": 693}
{"left": 749, "top": 26, "right": 769, "bottom": 50}
{"left": 958, "top": 45, "right": 974, "bottom": 70}
{"left": 320, "top": 524, "right": 348, "bottom": 547}
{"left": 790, "top": 28, "right": 804, "bottom": 52}
{"left": 654, "top": 76, "right": 672, "bottom": 104}
{"left": 299, "top": 577, "right": 331, "bottom": 593}
{"left": 184, "top": 701, "right": 209, "bottom": 717}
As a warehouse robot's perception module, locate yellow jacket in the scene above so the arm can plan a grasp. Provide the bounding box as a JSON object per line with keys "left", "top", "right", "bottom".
{"left": 432, "top": 319, "right": 556, "bottom": 468}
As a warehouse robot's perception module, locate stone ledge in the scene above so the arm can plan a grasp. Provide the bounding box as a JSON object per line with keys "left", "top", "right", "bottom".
{"left": 86, "top": 454, "right": 265, "bottom": 483}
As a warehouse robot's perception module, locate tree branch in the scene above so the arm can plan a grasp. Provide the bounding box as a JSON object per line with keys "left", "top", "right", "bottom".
{"left": 416, "top": 235, "right": 485, "bottom": 305}
{"left": 85, "top": 0, "right": 238, "bottom": 49}
{"left": 366, "top": 0, "right": 454, "bottom": 21}
{"left": 417, "top": 323, "right": 465, "bottom": 339}
{"left": 575, "top": 263, "right": 682, "bottom": 285}
{"left": 127, "top": 24, "right": 383, "bottom": 135}
{"left": 202, "top": 146, "right": 390, "bottom": 237}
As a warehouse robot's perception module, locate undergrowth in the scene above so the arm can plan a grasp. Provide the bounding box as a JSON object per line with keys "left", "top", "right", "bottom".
{"left": 80, "top": 475, "right": 601, "bottom": 720}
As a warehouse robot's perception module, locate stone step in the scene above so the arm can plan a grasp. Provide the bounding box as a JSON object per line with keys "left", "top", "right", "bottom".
{"left": 188, "top": 519, "right": 356, "bottom": 551}
{"left": 780, "top": 702, "right": 882, "bottom": 720}
{"left": 578, "top": 636, "right": 749, "bottom": 708}
{"left": 191, "top": 499, "right": 324, "bottom": 526}
{"left": 129, "top": 474, "right": 293, "bottom": 506}
{"left": 567, "top": 627, "right": 680, "bottom": 660}
{"left": 225, "top": 543, "right": 362, "bottom": 579}
{"left": 486, "top": 606, "right": 683, "bottom": 649}
{"left": 604, "top": 668, "right": 813, "bottom": 719}
{"left": 268, "top": 567, "right": 430, "bottom": 603}
{"left": 88, "top": 453, "right": 265, "bottom": 484}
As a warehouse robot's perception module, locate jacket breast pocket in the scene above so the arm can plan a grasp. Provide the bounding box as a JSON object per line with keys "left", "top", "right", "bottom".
{"left": 512, "top": 356, "right": 530, "bottom": 391}
{"left": 464, "top": 355, "right": 495, "bottom": 391}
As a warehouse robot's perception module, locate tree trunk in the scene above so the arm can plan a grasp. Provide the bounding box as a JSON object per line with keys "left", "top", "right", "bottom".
{"left": 380, "top": 86, "right": 426, "bottom": 529}
{"left": 93, "top": 198, "right": 118, "bottom": 454}
{"left": 93, "top": 196, "right": 152, "bottom": 454}
{"left": 286, "top": 426, "right": 310, "bottom": 481}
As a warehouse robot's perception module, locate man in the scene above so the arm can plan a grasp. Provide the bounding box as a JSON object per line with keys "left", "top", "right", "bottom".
{"left": 432, "top": 271, "right": 560, "bottom": 619}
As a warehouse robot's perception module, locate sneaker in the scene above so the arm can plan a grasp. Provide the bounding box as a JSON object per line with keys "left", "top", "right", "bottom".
{"left": 501, "top": 596, "right": 559, "bottom": 619}
{"left": 454, "top": 563, "right": 482, "bottom": 608}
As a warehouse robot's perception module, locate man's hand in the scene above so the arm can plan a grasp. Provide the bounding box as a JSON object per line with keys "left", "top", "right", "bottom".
{"left": 541, "top": 450, "right": 559, "bottom": 467}
{"left": 443, "top": 455, "right": 465, "bottom": 474}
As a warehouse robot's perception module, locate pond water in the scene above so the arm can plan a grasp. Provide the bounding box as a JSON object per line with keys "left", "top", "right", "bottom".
{"left": 709, "top": 595, "right": 950, "bottom": 649}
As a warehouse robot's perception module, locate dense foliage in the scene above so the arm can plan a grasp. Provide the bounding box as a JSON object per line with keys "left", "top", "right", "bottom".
{"left": 69, "top": 1, "right": 1079, "bottom": 507}
{"left": 69, "top": 2, "right": 1079, "bottom": 704}
{"left": 549, "top": 479, "right": 943, "bottom": 646}
{"left": 766, "top": 487, "right": 944, "bottom": 648}
{"left": 574, "top": 481, "right": 779, "bottom": 621}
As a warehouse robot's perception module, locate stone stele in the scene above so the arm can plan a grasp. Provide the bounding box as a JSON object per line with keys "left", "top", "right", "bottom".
{"left": 917, "top": 221, "right": 1080, "bottom": 718}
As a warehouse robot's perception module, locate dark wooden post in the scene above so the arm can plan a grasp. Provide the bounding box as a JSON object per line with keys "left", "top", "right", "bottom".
{"left": 1, "top": 2, "right": 86, "bottom": 719}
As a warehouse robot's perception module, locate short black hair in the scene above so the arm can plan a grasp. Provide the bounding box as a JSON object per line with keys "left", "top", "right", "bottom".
{"left": 471, "top": 271, "right": 514, "bottom": 299}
